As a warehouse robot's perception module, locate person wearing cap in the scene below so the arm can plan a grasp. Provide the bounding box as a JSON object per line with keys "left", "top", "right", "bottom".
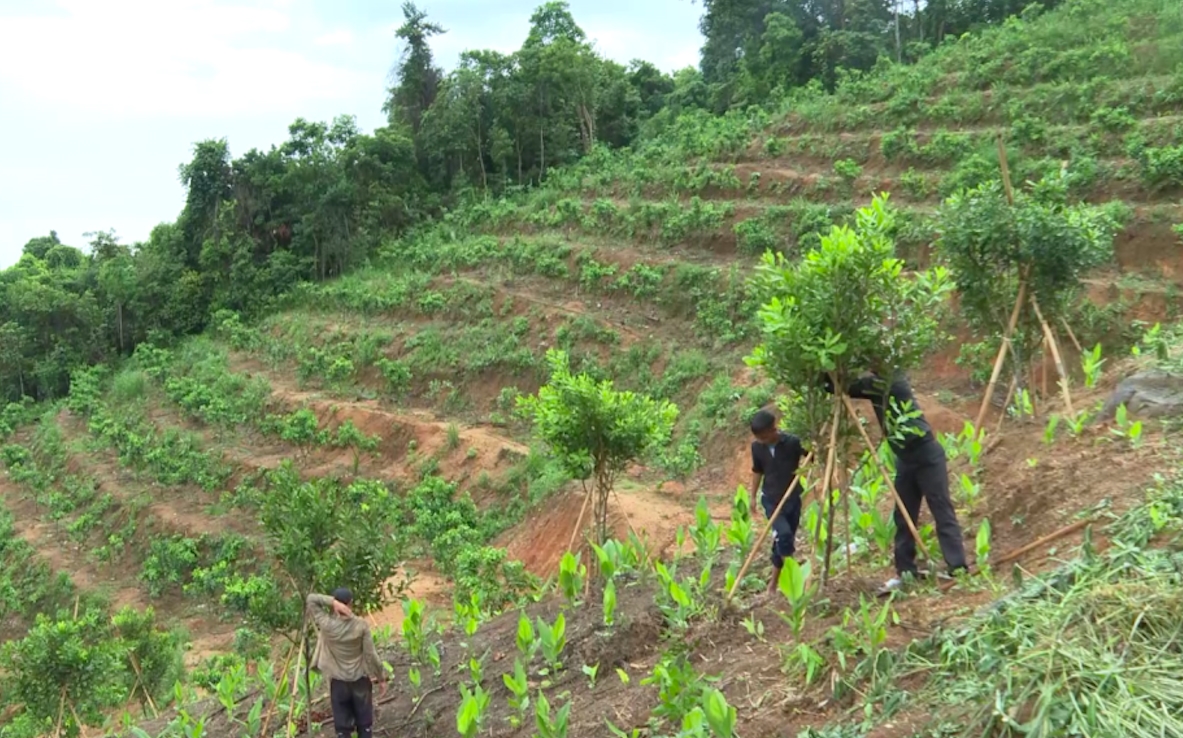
{"left": 821, "top": 369, "right": 968, "bottom": 594}
{"left": 749, "top": 409, "right": 809, "bottom": 595}
{"left": 306, "top": 587, "right": 388, "bottom": 738}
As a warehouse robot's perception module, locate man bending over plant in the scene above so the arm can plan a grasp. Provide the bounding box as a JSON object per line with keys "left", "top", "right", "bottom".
{"left": 749, "top": 409, "right": 809, "bottom": 596}
{"left": 307, "top": 587, "right": 388, "bottom": 738}
{"left": 822, "top": 370, "right": 968, "bottom": 595}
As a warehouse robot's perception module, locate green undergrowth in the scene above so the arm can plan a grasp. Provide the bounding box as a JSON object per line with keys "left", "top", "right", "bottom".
{"left": 780, "top": 0, "right": 1183, "bottom": 133}
{"left": 214, "top": 287, "right": 773, "bottom": 478}
{"left": 1, "top": 411, "right": 147, "bottom": 565}
{"left": 0, "top": 503, "right": 101, "bottom": 638}
{"left": 805, "top": 462, "right": 1183, "bottom": 738}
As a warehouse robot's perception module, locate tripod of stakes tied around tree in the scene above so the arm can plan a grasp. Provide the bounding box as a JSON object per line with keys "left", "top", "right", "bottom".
{"left": 720, "top": 135, "right": 1125, "bottom": 599}
{"left": 538, "top": 134, "right": 1127, "bottom": 614}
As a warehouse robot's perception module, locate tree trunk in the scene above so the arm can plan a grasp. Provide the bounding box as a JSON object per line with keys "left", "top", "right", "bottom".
{"left": 894, "top": 0, "right": 902, "bottom": 62}
{"left": 578, "top": 103, "right": 596, "bottom": 154}
{"left": 117, "top": 302, "right": 124, "bottom": 354}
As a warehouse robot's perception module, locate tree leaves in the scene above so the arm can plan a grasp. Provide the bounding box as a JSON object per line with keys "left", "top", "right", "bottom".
{"left": 747, "top": 194, "right": 952, "bottom": 436}
{"left": 518, "top": 349, "right": 678, "bottom": 542}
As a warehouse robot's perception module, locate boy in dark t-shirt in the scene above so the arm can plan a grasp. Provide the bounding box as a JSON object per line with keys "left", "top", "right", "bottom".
{"left": 749, "top": 409, "right": 808, "bottom": 595}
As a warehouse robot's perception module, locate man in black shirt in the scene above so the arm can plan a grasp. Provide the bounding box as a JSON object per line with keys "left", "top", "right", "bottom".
{"left": 749, "top": 409, "right": 808, "bottom": 595}
{"left": 822, "top": 370, "right": 968, "bottom": 593}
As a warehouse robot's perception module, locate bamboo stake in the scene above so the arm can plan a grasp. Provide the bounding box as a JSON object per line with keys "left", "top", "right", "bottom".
{"left": 995, "top": 518, "right": 1092, "bottom": 565}
{"left": 841, "top": 467, "right": 853, "bottom": 577}
{"left": 812, "top": 403, "right": 843, "bottom": 554}
{"left": 994, "top": 372, "right": 1018, "bottom": 434}
{"left": 975, "top": 282, "right": 1028, "bottom": 431}
{"left": 285, "top": 634, "right": 307, "bottom": 733}
{"left": 940, "top": 518, "right": 1093, "bottom": 591}
{"left": 129, "top": 652, "right": 159, "bottom": 717}
{"left": 566, "top": 485, "right": 593, "bottom": 554}
{"left": 259, "top": 641, "right": 300, "bottom": 738}
{"left": 53, "top": 686, "right": 67, "bottom": 738}
{"left": 1040, "top": 336, "right": 1049, "bottom": 399}
{"left": 839, "top": 394, "right": 927, "bottom": 560}
{"left": 1060, "top": 317, "right": 1083, "bottom": 354}
{"left": 1031, "top": 297, "right": 1073, "bottom": 415}
{"left": 997, "top": 133, "right": 1015, "bottom": 204}
{"left": 726, "top": 449, "right": 818, "bottom": 601}
{"left": 820, "top": 462, "right": 842, "bottom": 588}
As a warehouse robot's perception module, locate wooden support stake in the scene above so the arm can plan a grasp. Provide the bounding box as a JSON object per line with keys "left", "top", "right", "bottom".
{"left": 1031, "top": 297, "right": 1073, "bottom": 415}
{"left": 1040, "top": 336, "right": 1049, "bottom": 399}
{"left": 995, "top": 518, "right": 1092, "bottom": 566}
{"left": 822, "top": 463, "right": 849, "bottom": 588}
{"left": 53, "top": 686, "right": 68, "bottom": 738}
{"left": 726, "top": 449, "right": 818, "bottom": 601}
{"left": 813, "top": 402, "right": 843, "bottom": 554}
{"left": 975, "top": 282, "right": 1027, "bottom": 431}
{"left": 997, "top": 133, "right": 1016, "bottom": 204}
{"left": 820, "top": 473, "right": 840, "bottom": 588}
{"left": 259, "top": 641, "right": 300, "bottom": 738}
{"left": 839, "top": 394, "right": 928, "bottom": 561}
{"left": 285, "top": 634, "right": 306, "bottom": 732}
{"left": 940, "top": 518, "right": 1093, "bottom": 591}
{"left": 1060, "top": 317, "right": 1083, "bottom": 354}
{"left": 994, "top": 372, "right": 1019, "bottom": 434}
{"left": 129, "top": 652, "right": 159, "bottom": 717}
{"left": 566, "top": 484, "right": 592, "bottom": 555}
{"left": 841, "top": 467, "right": 853, "bottom": 577}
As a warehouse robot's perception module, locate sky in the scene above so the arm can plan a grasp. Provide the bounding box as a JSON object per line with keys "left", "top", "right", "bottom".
{"left": 0, "top": 0, "right": 704, "bottom": 269}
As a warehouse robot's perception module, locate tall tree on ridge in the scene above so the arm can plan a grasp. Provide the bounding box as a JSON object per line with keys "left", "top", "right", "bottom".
{"left": 385, "top": 2, "right": 446, "bottom": 137}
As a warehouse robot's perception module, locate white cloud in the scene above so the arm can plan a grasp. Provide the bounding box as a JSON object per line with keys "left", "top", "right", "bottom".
{"left": 0, "top": 0, "right": 369, "bottom": 119}
{"left": 314, "top": 29, "right": 354, "bottom": 46}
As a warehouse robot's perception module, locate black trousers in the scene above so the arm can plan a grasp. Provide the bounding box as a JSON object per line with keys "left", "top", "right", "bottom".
{"left": 330, "top": 676, "right": 374, "bottom": 738}
{"left": 760, "top": 491, "right": 802, "bottom": 569}
{"left": 893, "top": 440, "right": 967, "bottom": 576}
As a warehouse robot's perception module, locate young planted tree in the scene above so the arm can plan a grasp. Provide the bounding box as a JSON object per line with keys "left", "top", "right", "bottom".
{"left": 938, "top": 161, "right": 1125, "bottom": 424}
{"left": 220, "top": 463, "right": 407, "bottom": 725}
{"left": 0, "top": 604, "right": 184, "bottom": 738}
{"left": 518, "top": 349, "right": 678, "bottom": 547}
{"left": 746, "top": 194, "right": 952, "bottom": 575}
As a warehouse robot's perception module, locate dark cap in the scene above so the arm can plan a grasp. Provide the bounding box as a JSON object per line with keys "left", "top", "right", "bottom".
{"left": 332, "top": 587, "right": 353, "bottom": 605}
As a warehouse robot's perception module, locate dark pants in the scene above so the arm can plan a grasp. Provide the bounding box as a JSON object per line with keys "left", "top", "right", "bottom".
{"left": 893, "top": 440, "right": 967, "bottom": 577}
{"left": 330, "top": 676, "right": 374, "bottom": 738}
{"left": 761, "top": 491, "right": 802, "bottom": 569}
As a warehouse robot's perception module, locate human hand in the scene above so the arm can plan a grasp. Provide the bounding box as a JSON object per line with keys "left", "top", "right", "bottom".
{"left": 332, "top": 599, "right": 353, "bottom": 617}
{"left": 378, "top": 679, "right": 388, "bottom": 698}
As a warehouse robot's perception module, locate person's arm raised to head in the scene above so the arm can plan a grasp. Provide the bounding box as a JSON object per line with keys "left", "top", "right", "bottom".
{"left": 306, "top": 593, "right": 335, "bottom": 630}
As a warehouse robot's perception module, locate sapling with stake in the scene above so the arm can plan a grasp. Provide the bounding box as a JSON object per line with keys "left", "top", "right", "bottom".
{"left": 939, "top": 153, "right": 1123, "bottom": 427}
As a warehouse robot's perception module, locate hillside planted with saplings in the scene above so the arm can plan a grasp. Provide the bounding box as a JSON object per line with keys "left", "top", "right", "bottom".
{"left": 2, "top": 0, "right": 1183, "bottom": 737}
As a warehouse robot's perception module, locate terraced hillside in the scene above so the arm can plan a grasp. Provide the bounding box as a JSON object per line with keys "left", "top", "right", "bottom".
{"left": 2, "top": 0, "right": 1183, "bottom": 736}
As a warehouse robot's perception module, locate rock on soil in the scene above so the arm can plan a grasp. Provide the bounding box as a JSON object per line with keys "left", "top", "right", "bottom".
{"left": 1101, "top": 370, "right": 1183, "bottom": 419}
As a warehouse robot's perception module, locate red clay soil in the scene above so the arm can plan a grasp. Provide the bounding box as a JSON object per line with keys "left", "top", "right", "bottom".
{"left": 497, "top": 480, "right": 700, "bottom": 579}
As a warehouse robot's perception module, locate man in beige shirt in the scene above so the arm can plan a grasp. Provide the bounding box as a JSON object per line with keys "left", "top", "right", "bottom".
{"left": 307, "top": 587, "right": 388, "bottom": 738}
